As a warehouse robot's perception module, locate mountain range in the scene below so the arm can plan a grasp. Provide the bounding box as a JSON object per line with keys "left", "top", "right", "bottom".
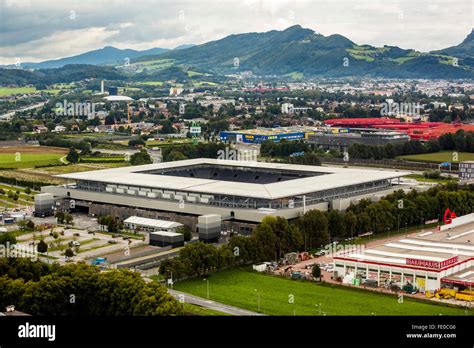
{"left": 1, "top": 25, "right": 473, "bottom": 84}
{"left": 154, "top": 25, "right": 474, "bottom": 78}
{"left": 12, "top": 45, "right": 195, "bottom": 69}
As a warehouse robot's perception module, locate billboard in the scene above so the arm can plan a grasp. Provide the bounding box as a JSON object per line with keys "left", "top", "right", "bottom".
{"left": 406, "top": 256, "right": 459, "bottom": 269}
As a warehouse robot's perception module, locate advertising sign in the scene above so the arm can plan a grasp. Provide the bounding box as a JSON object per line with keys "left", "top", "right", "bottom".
{"left": 406, "top": 256, "right": 459, "bottom": 269}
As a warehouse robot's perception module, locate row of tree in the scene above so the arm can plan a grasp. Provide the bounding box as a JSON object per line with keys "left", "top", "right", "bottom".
{"left": 348, "top": 130, "right": 474, "bottom": 160}
{"left": 0, "top": 258, "right": 183, "bottom": 316}
{"left": 162, "top": 142, "right": 226, "bottom": 162}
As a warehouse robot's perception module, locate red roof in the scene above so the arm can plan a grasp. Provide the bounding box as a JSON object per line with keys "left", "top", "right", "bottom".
{"left": 324, "top": 118, "right": 474, "bottom": 140}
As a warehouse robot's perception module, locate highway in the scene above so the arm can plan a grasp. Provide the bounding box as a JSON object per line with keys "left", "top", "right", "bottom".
{"left": 0, "top": 101, "right": 48, "bottom": 120}
{"left": 167, "top": 288, "right": 267, "bottom": 316}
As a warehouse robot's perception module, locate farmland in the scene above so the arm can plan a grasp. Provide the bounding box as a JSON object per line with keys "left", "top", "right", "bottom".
{"left": 397, "top": 151, "right": 474, "bottom": 163}
{"left": 173, "top": 268, "right": 472, "bottom": 316}
{"left": 0, "top": 87, "right": 62, "bottom": 96}
{"left": 0, "top": 146, "right": 67, "bottom": 169}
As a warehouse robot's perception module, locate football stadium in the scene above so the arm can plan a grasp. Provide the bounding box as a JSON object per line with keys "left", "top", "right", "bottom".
{"left": 42, "top": 158, "right": 406, "bottom": 235}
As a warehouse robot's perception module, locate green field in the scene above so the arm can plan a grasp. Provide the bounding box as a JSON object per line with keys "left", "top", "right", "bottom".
{"left": 405, "top": 174, "right": 458, "bottom": 184}
{"left": 173, "top": 268, "right": 472, "bottom": 316}
{"left": 0, "top": 152, "right": 65, "bottom": 168}
{"left": 80, "top": 156, "right": 125, "bottom": 163}
{"left": 137, "top": 58, "right": 175, "bottom": 70}
{"left": 398, "top": 151, "right": 474, "bottom": 163}
{"left": 182, "top": 303, "right": 231, "bottom": 316}
{"left": 0, "top": 87, "right": 62, "bottom": 96}
{"left": 137, "top": 81, "right": 164, "bottom": 86}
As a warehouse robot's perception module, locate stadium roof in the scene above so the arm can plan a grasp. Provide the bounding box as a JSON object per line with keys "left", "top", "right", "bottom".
{"left": 56, "top": 158, "right": 407, "bottom": 200}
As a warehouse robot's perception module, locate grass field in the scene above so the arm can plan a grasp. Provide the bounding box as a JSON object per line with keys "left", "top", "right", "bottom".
{"left": 0, "top": 146, "right": 66, "bottom": 167}
{"left": 182, "top": 303, "right": 231, "bottom": 316}
{"left": 0, "top": 146, "right": 67, "bottom": 169}
{"left": 173, "top": 268, "right": 472, "bottom": 316}
{"left": 405, "top": 174, "right": 458, "bottom": 184}
{"left": 398, "top": 151, "right": 474, "bottom": 163}
{"left": 0, "top": 87, "right": 62, "bottom": 96}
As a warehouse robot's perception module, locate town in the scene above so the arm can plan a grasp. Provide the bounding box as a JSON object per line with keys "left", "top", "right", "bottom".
{"left": 0, "top": 0, "right": 473, "bottom": 346}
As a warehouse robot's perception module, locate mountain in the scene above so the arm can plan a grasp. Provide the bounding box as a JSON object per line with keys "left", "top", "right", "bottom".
{"left": 2, "top": 26, "right": 473, "bottom": 84}
{"left": 17, "top": 46, "right": 170, "bottom": 69}
{"left": 154, "top": 25, "right": 474, "bottom": 79}
{"left": 0, "top": 64, "right": 125, "bottom": 85}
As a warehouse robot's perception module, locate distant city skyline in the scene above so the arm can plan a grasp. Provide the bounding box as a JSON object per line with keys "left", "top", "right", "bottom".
{"left": 0, "top": 0, "right": 473, "bottom": 65}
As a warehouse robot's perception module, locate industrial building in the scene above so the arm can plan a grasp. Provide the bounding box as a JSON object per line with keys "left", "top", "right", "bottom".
{"left": 149, "top": 231, "right": 184, "bottom": 248}
{"left": 324, "top": 118, "right": 474, "bottom": 140}
{"left": 34, "top": 193, "right": 54, "bottom": 217}
{"left": 334, "top": 214, "right": 474, "bottom": 293}
{"left": 42, "top": 158, "right": 406, "bottom": 234}
{"left": 124, "top": 216, "right": 183, "bottom": 232}
{"left": 459, "top": 161, "right": 474, "bottom": 183}
{"left": 308, "top": 129, "right": 409, "bottom": 150}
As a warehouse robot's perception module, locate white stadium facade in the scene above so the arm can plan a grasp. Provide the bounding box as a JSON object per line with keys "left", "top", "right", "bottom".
{"left": 43, "top": 158, "right": 406, "bottom": 237}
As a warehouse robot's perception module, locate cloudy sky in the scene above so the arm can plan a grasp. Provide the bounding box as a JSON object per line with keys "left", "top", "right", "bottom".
{"left": 0, "top": 0, "right": 472, "bottom": 65}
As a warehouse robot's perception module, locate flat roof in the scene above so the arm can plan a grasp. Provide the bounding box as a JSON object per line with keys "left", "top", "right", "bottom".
{"left": 150, "top": 231, "right": 183, "bottom": 237}
{"left": 442, "top": 266, "right": 474, "bottom": 286}
{"left": 56, "top": 158, "right": 406, "bottom": 200}
{"left": 124, "top": 216, "right": 182, "bottom": 229}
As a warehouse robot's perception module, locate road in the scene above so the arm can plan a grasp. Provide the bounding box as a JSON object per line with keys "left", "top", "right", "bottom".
{"left": 167, "top": 288, "right": 267, "bottom": 316}
{"left": 0, "top": 101, "right": 48, "bottom": 120}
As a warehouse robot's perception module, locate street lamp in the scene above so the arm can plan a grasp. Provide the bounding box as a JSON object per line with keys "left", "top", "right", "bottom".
{"left": 255, "top": 289, "right": 260, "bottom": 312}
{"left": 203, "top": 278, "right": 209, "bottom": 299}
{"left": 315, "top": 303, "right": 321, "bottom": 316}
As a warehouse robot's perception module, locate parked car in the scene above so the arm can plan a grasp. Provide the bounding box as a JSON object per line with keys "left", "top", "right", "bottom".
{"left": 71, "top": 240, "right": 80, "bottom": 247}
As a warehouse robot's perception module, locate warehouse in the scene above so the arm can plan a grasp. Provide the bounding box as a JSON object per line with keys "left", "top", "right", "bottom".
{"left": 149, "top": 231, "right": 184, "bottom": 248}
{"left": 42, "top": 158, "right": 406, "bottom": 232}
{"left": 333, "top": 214, "right": 474, "bottom": 293}
{"left": 307, "top": 130, "right": 409, "bottom": 151}
{"left": 124, "top": 216, "right": 183, "bottom": 233}
{"left": 219, "top": 126, "right": 317, "bottom": 144}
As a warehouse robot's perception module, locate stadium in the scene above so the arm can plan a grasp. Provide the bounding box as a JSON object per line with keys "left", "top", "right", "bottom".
{"left": 42, "top": 158, "right": 406, "bottom": 235}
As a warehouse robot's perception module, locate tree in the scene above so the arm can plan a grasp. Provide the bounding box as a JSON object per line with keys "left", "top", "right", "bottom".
{"left": 26, "top": 220, "right": 35, "bottom": 230}
{"left": 64, "top": 213, "right": 73, "bottom": 225}
{"left": 98, "top": 215, "right": 118, "bottom": 232}
{"left": 297, "top": 210, "right": 329, "bottom": 250}
{"left": 343, "top": 211, "right": 357, "bottom": 238}
{"left": 312, "top": 264, "right": 321, "bottom": 280}
{"left": 55, "top": 211, "right": 65, "bottom": 223}
{"left": 130, "top": 150, "right": 152, "bottom": 166}
{"left": 0, "top": 233, "right": 17, "bottom": 245}
{"left": 327, "top": 210, "right": 345, "bottom": 240}
{"left": 176, "top": 225, "right": 192, "bottom": 242}
{"left": 37, "top": 240, "right": 48, "bottom": 254}
{"left": 64, "top": 248, "right": 74, "bottom": 258}
{"left": 66, "top": 147, "right": 79, "bottom": 163}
